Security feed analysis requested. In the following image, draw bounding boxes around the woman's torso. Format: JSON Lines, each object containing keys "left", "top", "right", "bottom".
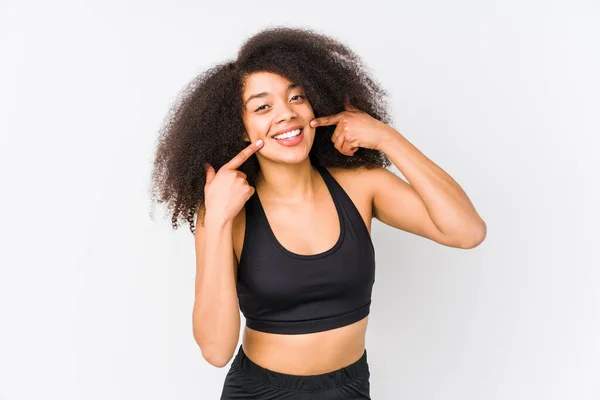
{"left": 231, "top": 166, "right": 374, "bottom": 375}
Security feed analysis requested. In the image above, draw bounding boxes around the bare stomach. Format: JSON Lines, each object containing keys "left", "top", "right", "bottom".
{"left": 241, "top": 316, "right": 369, "bottom": 375}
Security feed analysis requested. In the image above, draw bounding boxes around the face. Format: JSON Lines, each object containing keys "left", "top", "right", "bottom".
{"left": 241, "top": 71, "right": 316, "bottom": 165}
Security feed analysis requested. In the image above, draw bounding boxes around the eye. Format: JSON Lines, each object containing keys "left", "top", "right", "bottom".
{"left": 290, "top": 94, "right": 304, "bottom": 101}
{"left": 254, "top": 104, "right": 269, "bottom": 112}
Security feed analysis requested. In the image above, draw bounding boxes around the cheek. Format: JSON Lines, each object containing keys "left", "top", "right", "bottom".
{"left": 243, "top": 115, "right": 270, "bottom": 141}
{"left": 251, "top": 125, "right": 271, "bottom": 141}
{"left": 299, "top": 102, "right": 315, "bottom": 119}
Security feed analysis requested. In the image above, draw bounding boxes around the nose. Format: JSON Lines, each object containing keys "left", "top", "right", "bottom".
{"left": 275, "top": 101, "right": 297, "bottom": 124}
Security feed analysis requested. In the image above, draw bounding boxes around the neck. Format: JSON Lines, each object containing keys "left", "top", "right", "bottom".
{"left": 256, "top": 158, "right": 317, "bottom": 202}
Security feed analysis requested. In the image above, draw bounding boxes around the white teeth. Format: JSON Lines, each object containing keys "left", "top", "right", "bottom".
{"left": 273, "top": 128, "right": 301, "bottom": 140}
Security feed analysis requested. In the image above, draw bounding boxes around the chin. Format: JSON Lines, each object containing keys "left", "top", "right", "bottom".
{"left": 260, "top": 146, "right": 312, "bottom": 165}
{"left": 268, "top": 152, "right": 311, "bottom": 165}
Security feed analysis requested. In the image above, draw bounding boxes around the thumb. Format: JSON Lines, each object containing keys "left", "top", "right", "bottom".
{"left": 344, "top": 95, "right": 359, "bottom": 112}
{"left": 204, "top": 163, "right": 216, "bottom": 185}
{"left": 344, "top": 94, "right": 351, "bottom": 108}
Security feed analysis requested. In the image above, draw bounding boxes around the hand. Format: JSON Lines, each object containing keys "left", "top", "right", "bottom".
{"left": 203, "top": 139, "right": 264, "bottom": 222}
{"left": 310, "top": 98, "right": 394, "bottom": 156}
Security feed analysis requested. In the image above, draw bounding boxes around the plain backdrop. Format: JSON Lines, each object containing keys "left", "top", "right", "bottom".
{"left": 1, "top": 0, "right": 599, "bottom": 399}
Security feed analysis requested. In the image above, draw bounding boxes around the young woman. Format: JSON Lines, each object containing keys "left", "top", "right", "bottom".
{"left": 151, "top": 27, "right": 486, "bottom": 399}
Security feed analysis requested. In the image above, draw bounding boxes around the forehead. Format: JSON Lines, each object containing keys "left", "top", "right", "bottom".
{"left": 242, "top": 72, "right": 296, "bottom": 95}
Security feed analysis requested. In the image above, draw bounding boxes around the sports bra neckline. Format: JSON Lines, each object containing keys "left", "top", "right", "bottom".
{"left": 250, "top": 164, "right": 346, "bottom": 260}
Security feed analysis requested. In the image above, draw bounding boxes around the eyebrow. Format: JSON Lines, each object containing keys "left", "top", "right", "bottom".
{"left": 244, "top": 83, "right": 301, "bottom": 106}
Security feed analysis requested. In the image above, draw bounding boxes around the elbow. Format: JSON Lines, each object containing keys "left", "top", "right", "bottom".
{"left": 201, "top": 349, "right": 233, "bottom": 368}
{"left": 192, "top": 310, "right": 239, "bottom": 368}
{"left": 195, "top": 339, "right": 234, "bottom": 368}
{"left": 459, "top": 221, "right": 487, "bottom": 249}
{"left": 193, "top": 331, "right": 235, "bottom": 368}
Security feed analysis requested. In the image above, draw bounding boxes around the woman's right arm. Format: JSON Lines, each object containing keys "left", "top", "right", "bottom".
{"left": 192, "top": 208, "right": 240, "bottom": 368}
{"left": 191, "top": 139, "right": 264, "bottom": 367}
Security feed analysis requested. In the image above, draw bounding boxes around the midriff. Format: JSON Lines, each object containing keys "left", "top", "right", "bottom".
{"left": 241, "top": 316, "right": 368, "bottom": 375}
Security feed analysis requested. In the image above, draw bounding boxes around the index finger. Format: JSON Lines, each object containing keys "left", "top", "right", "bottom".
{"left": 223, "top": 139, "right": 264, "bottom": 170}
{"left": 310, "top": 112, "right": 344, "bottom": 128}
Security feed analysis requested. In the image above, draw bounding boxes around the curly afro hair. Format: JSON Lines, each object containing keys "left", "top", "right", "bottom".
{"left": 150, "top": 26, "right": 392, "bottom": 234}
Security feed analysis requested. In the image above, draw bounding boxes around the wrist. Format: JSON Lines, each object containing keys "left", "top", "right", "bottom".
{"left": 204, "top": 211, "right": 234, "bottom": 229}
{"left": 377, "top": 126, "right": 402, "bottom": 153}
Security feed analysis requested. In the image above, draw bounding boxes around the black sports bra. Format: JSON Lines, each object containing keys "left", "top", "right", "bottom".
{"left": 236, "top": 164, "right": 376, "bottom": 334}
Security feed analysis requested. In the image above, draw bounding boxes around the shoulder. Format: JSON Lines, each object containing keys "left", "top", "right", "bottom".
{"left": 324, "top": 166, "right": 390, "bottom": 228}
{"left": 326, "top": 165, "right": 391, "bottom": 197}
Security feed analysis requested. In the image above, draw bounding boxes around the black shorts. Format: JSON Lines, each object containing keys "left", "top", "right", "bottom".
{"left": 220, "top": 345, "right": 371, "bottom": 399}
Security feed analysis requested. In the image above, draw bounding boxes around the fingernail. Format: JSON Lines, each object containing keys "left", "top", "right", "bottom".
{"left": 310, "top": 120, "right": 317, "bottom": 127}
{"left": 256, "top": 139, "right": 263, "bottom": 146}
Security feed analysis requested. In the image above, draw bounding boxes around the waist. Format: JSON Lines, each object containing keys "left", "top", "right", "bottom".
{"left": 241, "top": 316, "right": 368, "bottom": 375}
{"left": 231, "top": 343, "right": 370, "bottom": 392}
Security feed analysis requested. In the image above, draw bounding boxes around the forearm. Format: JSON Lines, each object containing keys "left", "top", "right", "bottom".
{"left": 379, "top": 128, "right": 486, "bottom": 243}
{"left": 192, "top": 214, "right": 240, "bottom": 367}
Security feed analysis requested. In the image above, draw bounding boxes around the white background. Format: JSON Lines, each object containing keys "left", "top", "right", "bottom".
{"left": 1, "top": 0, "right": 599, "bottom": 399}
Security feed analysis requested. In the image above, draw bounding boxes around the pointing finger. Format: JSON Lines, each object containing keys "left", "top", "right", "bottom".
{"left": 310, "top": 112, "right": 344, "bottom": 128}
{"left": 223, "top": 139, "right": 264, "bottom": 170}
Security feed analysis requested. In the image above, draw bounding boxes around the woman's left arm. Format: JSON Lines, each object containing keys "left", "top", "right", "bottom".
{"left": 371, "top": 130, "right": 486, "bottom": 249}
{"left": 311, "top": 102, "right": 487, "bottom": 249}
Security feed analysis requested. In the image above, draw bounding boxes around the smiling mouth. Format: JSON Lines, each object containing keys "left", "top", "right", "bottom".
{"left": 272, "top": 128, "right": 303, "bottom": 140}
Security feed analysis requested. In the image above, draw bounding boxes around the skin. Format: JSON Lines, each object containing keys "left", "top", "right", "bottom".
{"left": 194, "top": 71, "right": 487, "bottom": 374}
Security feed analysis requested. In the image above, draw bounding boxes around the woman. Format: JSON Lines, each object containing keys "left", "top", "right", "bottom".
{"left": 151, "top": 27, "right": 486, "bottom": 399}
